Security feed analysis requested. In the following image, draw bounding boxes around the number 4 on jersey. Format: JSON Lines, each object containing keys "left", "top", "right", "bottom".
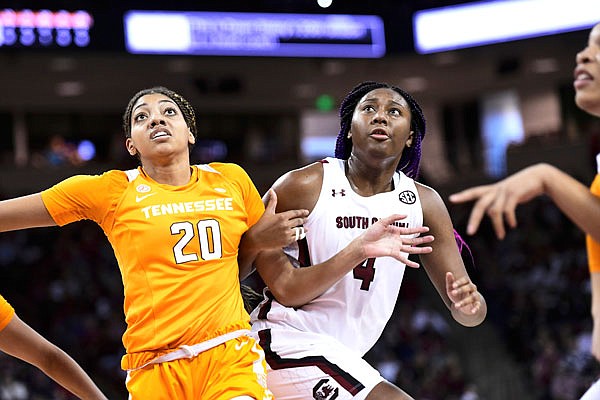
{"left": 353, "top": 258, "right": 375, "bottom": 291}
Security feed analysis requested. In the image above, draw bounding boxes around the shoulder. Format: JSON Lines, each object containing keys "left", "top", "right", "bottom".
{"left": 274, "top": 162, "right": 324, "bottom": 192}
{"left": 415, "top": 181, "right": 440, "bottom": 202}
{"left": 201, "top": 162, "right": 253, "bottom": 184}
{"left": 271, "top": 161, "right": 324, "bottom": 212}
{"left": 415, "top": 181, "right": 450, "bottom": 222}
{"left": 49, "top": 169, "right": 127, "bottom": 191}
{"left": 203, "top": 162, "right": 248, "bottom": 176}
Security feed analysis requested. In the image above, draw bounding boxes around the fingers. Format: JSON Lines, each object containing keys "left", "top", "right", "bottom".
{"left": 504, "top": 197, "right": 519, "bottom": 230}
{"left": 264, "top": 189, "right": 278, "bottom": 214}
{"left": 278, "top": 208, "right": 310, "bottom": 222}
{"left": 448, "top": 186, "right": 490, "bottom": 204}
{"left": 451, "top": 185, "right": 519, "bottom": 240}
{"left": 445, "top": 271, "right": 455, "bottom": 290}
{"left": 450, "top": 186, "right": 498, "bottom": 237}
{"left": 450, "top": 187, "right": 495, "bottom": 236}
{"left": 402, "top": 256, "right": 422, "bottom": 269}
{"left": 401, "top": 235, "right": 434, "bottom": 251}
{"left": 448, "top": 273, "right": 481, "bottom": 314}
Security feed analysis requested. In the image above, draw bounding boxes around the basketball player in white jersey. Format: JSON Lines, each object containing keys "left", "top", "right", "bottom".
{"left": 249, "top": 81, "right": 487, "bottom": 400}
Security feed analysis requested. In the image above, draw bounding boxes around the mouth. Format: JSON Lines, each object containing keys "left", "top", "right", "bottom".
{"left": 369, "top": 128, "right": 389, "bottom": 140}
{"left": 150, "top": 129, "right": 171, "bottom": 140}
{"left": 574, "top": 66, "right": 593, "bottom": 82}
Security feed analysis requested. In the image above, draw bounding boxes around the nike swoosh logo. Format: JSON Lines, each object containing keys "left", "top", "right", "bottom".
{"left": 235, "top": 339, "right": 249, "bottom": 351}
{"left": 135, "top": 193, "right": 157, "bottom": 202}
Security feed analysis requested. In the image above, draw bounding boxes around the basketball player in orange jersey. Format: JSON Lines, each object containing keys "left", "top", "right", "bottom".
{"left": 450, "top": 22, "right": 600, "bottom": 399}
{"left": 0, "top": 86, "right": 435, "bottom": 399}
{"left": 0, "top": 293, "right": 107, "bottom": 399}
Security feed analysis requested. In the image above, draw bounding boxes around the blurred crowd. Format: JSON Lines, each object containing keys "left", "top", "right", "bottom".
{"left": 0, "top": 189, "right": 599, "bottom": 399}
{"left": 454, "top": 195, "right": 600, "bottom": 399}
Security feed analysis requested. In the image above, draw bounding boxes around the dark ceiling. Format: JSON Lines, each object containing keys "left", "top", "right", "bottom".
{"left": 0, "top": 1, "right": 591, "bottom": 113}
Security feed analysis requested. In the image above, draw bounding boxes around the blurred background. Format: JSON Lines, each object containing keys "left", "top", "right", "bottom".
{"left": 0, "top": 0, "right": 599, "bottom": 398}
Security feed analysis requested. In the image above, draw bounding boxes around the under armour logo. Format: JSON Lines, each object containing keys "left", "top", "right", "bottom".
{"left": 399, "top": 190, "right": 416, "bottom": 204}
{"left": 331, "top": 189, "right": 346, "bottom": 197}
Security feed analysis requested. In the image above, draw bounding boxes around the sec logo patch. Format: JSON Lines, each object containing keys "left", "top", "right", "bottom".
{"left": 399, "top": 190, "right": 416, "bottom": 204}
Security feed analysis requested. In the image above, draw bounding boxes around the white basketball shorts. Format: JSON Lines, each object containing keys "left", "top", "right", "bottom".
{"left": 253, "top": 328, "right": 384, "bottom": 400}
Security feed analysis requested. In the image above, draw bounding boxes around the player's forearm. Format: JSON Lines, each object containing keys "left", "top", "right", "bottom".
{"left": 237, "top": 232, "right": 259, "bottom": 281}
{"left": 591, "top": 273, "right": 600, "bottom": 322}
{"left": 40, "top": 347, "right": 108, "bottom": 400}
{"left": 258, "top": 240, "right": 366, "bottom": 308}
{"left": 537, "top": 164, "right": 600, "bottom": 241}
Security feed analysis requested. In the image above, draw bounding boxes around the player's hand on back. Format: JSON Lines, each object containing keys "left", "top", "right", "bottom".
{"left": 247, "top": 189, "right": 309, "bottom": 251}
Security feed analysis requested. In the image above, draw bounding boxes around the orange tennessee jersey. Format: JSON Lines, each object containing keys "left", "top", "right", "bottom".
{"left": 41, "top": 163, "right": 265, "bottom": 368}
{"left": 0, "top": 294, "right": 15, "bottom": 331}
{"left": 587, "top": 173, "right": 600, "bottom": 273}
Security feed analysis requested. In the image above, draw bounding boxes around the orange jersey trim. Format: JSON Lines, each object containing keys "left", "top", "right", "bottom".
{"left": 587, "top": 174, "right": 600, "bottom": 272}
{"left": 0, "top": 294, "right": 15, "bottom": 331}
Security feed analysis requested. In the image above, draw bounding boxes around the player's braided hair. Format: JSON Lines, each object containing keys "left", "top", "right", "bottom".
{"left": 334, "top": 81, "right": 426, "bottom": 179}
{"left": 122, "top": 86, "right": 198, "bottom": 140}
{"left": 335, "top": 81, "right": 472, "bottom": 260}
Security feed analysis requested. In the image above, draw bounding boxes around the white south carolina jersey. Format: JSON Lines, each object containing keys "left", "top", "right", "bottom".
{"left": 251, "top": 157, "right": 423, "bottom": 356}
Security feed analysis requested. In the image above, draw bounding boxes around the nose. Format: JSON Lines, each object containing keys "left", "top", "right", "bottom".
{"left": 372, "top": 109, "right": 388, "bottom": 124}
{"left": 149, "top": 115, "right": 166, "bottom": 127}
{"left": 576, "top": 46, "right": 591, "bottom": 64}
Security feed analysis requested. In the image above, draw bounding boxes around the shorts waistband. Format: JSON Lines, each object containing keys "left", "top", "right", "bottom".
{"left": 126, "top": 329, "right": 251, "bottom": 372}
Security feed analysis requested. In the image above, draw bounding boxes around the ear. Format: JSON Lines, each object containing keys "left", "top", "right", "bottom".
{"left": 347, "top": 130, "right": 352, "bottom": 139}
{"left": 125, "top": 138, "right": 137, "bottom": 156}
{"left": 406, "top": 131, "right": 414, "bottom": 148}
{"left": 188, "top": 129, "right": 196, "bottom": 145}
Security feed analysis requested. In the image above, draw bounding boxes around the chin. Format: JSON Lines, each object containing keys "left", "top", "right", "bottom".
{"left": 575, "top": 94, "right": 600, "bottom": 117}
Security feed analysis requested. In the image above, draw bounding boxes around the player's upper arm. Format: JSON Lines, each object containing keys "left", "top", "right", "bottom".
{"left": 267, "top": 162, "right": 323, "bottom": 214}
{"left": 0, "top": 193, "right": 56, "bottom": 232}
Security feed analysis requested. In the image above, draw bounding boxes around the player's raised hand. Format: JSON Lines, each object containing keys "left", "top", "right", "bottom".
{"left": 358, "top": 214, "right": 434, "bottom": 268}
{"left": 449, "top": 165, "right": 547, "bottom": 239}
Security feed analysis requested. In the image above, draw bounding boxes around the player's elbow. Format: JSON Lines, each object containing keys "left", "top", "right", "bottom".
{"left": 36, "top": 345, "right": 69, "bottom": 375}
{"left": 268, "top": 285, "right": 306, "bottom": 308}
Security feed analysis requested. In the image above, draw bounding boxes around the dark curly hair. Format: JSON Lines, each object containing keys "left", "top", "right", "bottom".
{"left": 122, "top": 86, "right": 198, "bottom": 140}
{"left": 334, "top": 81, "right": 426, "bottom": 179}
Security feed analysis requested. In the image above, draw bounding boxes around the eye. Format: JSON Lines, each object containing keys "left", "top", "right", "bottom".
{"left": 134, "top": 113, "right": 147, "bottom": 122}
{"left": 389, "top": 108, "right": 401, "bottom": 117}
{"left": 362, "top": 105, "right": 375, "bottom": 112}
{"left": 164, "top": 107, "right": 177, "bottom": 116}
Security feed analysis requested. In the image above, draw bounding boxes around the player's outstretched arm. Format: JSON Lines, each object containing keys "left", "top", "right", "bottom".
{"left": 0, "top": 193, "right": 56, "bottom": 232}
{"left": 0, "top": 315, "right": 108, "bottom": 400}
{"left": 449, "top": 163, "right": 600, "bottom": 241}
